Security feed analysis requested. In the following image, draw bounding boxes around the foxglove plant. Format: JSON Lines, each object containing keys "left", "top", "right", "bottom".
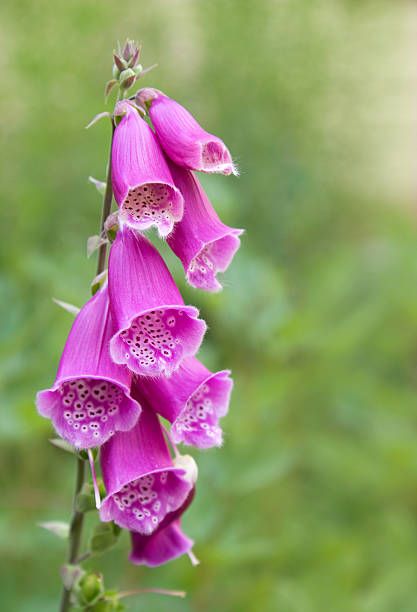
{"left": 36, "top": 39, "right": 241, "bottom": 612}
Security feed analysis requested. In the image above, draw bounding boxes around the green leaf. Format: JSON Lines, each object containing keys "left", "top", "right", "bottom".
{"left": 49, "top": 438, "right": 77, "bottom": 454}
{"left": 88, "top": 176, "right": 106, "bottom": 195}
{"left": 39, "top": 521, "right": 69, "bottom": 539}
{"left": 87, "top": 235, "right": 108, "bottom": 259}
{"left": 91, "top": 270, "right": 107, "bottom": 295}
{"left": 75, "top": 483, "right": 96, "bottom": 513}
{"left": 89, "top": 522, "right": 121, "bottom": 554}
{"left": 52, "top": 299, "right": 80, "bottom": 316}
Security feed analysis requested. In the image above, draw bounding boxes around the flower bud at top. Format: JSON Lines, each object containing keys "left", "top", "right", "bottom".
{"left": 119, "top": 68, "right": 136, "bottom": 90}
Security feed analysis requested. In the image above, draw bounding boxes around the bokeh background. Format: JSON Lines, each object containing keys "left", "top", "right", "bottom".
{"left": 1, "top": 1, "right": 417, "bottom": 610}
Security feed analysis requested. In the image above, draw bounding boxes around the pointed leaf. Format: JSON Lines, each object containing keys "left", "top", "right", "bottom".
{"left": 90, "top": 522, "right": 120, "bottom": 554}
{"left": 86, "top": 112, "right": 111, "bottom": 130}
{"left": 87, "top": 235, "right": 108, "bottom": 258}
{"left": 91, "top": 270, "right": 108, "bottom": 295}
{"left": 39, "top": 521, "right": 70, "bottom": 539}
{"left": 49, "top": 437, "right": 77, "bottom": 454}
{"left": 105, "top": 79, "right": 118, "bottom": 100}
{"left": 52, "top": 299, "right": 80, "bottom": 316}
{"left": 88, "top": 176, "right": 107, "bottom": 195}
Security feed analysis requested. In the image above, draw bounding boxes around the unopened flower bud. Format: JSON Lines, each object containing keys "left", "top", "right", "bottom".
{"left": 119, "top": 68, "right": 136, "bottom": 90}
{"left": 76, "top": 572, "right": 104, "bottom": 606}
{"left": 113, "top": 54, "right": 127, "bottom": 73}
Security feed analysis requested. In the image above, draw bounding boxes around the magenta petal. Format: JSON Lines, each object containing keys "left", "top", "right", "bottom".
{"left": 129, "top": 520, "right": 193, "bottom": 567}
{"left": 112, "top": 101, "right": 183, "bottom": 238}
{"left": 135, "top": 357, "right": 233, "bottom": 449}
{"left": 100, "top": 404, "right": 192, "bottom": 535}
{"left": 108, "top": 229, "right": 206, "bottom": 376}
{"left": 36, "top": 286, "right": 141, "bottom": 449}
{"left": 167, "top": 164, "right": 243, "bottom": 292}
{"left": 145, "top": 90, "right": 237, "bottom": 175}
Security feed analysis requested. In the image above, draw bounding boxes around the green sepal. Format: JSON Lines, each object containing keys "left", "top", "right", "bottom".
{"left": 76, "top": 572, "right": 105, "bottom": 607}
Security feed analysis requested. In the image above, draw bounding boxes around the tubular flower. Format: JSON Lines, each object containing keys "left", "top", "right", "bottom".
{"left": 100, "top": 403, "right": 192, "bottom": 535}
{"left": 167, "top": 163, "right": 243, "bottom": 291}
{"left": 108, "top": 228, "right": 206, "bottom": 377}
{"left": 129, "top": 488, "right": 195, "bottom": 567}
{"left": 36, "top": 286, "right": 141, "bottom": 449}
{"left": 137, "top": 88, "right": 237, "bottom": 175}
{"left": 111, "top": 100, "right": 183, "bottom": 237}
{"left": 135, "top": 357, "right": 233, "bottom": 449}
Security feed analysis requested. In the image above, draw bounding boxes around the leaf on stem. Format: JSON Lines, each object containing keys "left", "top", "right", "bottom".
{"left": 87, "top": 235, "right": 108, "bottom": 258}
{"left": 86, "top": 112, "right": 112, "bottom": 130}
{"left": 88, "top": 176, "right": 107, "bottom": 195}
{"left": 90, "top": 522, "right": 121, "bottom": 554}
{"left": 49, "top": 437, "right": 77, "bottom": 454}
{"left": 39, "top": 521, "right": 70, "bottom": 539}
{"left": 52, "top": 299, "right": 80, "bottom": 316}
{"left": 91, "top": 270, "right": 108, "bottom": 295}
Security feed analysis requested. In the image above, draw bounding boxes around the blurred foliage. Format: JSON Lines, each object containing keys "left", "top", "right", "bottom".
{"left": 1, "top": 0, "right": 417, "bottom": 611}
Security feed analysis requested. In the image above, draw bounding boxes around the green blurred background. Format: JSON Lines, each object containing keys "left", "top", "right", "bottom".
{"left": 1, "top": 1, "right": 417, "bottom": 610}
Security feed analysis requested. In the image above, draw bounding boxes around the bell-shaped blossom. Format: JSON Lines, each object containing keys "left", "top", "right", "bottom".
{"left": 138, "top": 88, "right": 237, "bottom": 175}
{"left": 36, "top": 286, "right": 141, "bottom": 449}
{"left": 136, "top": 357, "right": 233, "bottom": 448}
{"left": 112, "top": 100, "right": 183, "bottom": 237}
{"left": 167, "top": 163, "right": 242, "bottom": 291}
{"left": 108, "top": 228, "right": 206, "bottom": 377}
{"left": 100, "top": 403, "right": 192, "bottom": 535}
{"left": 129, "top": 488, "right": 195, "bottom": 567}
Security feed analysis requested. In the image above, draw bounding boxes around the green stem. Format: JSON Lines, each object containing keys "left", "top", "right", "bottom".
{"left": 59, "top": 458, "right": 85, "bottom": 612}
{"left": 96, "top": 122, "right": 115, "bottom": 276}
{"left": 59, "top": 120, "right": 115, "bottom": 612}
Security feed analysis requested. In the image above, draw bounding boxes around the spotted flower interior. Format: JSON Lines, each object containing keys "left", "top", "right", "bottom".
{"left": 48, "top": 378, "right": 138, "bottom": 448}
{"left": 121, "top": 183, "right": 181, "bottom": 237}
{"left": 106, "top": 470, "right": 190, "bottom": 535}
{"left": 172, "top": 371, "right": 232, "bottom": 448}
{"left": 188, "top": 234, "right": 241, "bottom": 291}
{"left": 112, "top": 308, "right": 204, "bottom": 377}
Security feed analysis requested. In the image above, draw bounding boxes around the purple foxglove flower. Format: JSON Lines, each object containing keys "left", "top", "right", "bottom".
{"left": 36, "top": 286, "right": 141, "bottom": 449}
{"left": 129, "top": 488, "right": 195, "bottom": 567}
{"left": 135, "top": 357, "right": 233, "bottom": 448}
{"left": 167, "top": 163, "right": 243, "bottom": 292}
{"left": 100, "top": 403, "right": 192, "bottom": 535}
{"left": 138, "top": 88, "right": 237, "bottom": 175}
{"left": 130, "top": 520, "right": 193, "bottom": 567}
{"left": 111, "top": 100, "right": 183, "bottom": 237}
{"left": 108, "top": 228, "right": 206, "bottom": 377}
